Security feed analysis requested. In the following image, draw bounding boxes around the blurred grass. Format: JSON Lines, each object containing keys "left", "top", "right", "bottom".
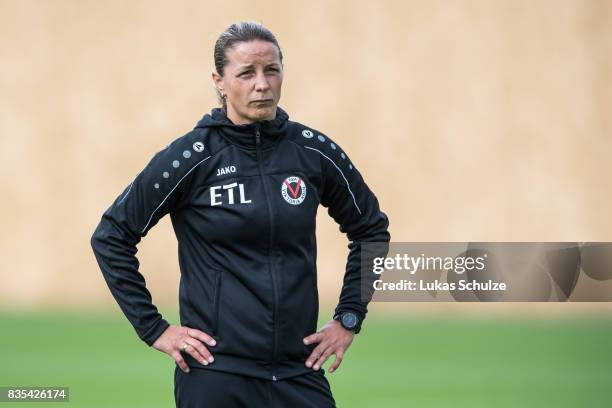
{"left": 0, "top": 310, "right": 611, "bottom": 407}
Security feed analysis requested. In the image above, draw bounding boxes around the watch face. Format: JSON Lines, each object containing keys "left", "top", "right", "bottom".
{"left": 341, "top": 313, "right": 358, "bottom": 329}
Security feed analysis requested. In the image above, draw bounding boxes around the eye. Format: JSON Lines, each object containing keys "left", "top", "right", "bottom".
{"left": 239, "top": 70, "right": 253, "bottom": 78}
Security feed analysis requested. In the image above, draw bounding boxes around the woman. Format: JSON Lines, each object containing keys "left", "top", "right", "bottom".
{"left": 91, "top": 21, "right": 390, "bottom": 407}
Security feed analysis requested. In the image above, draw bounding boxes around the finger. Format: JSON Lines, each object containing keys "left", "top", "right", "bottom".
{"left": 187, "top": 337, "right": 214, "bottom": 364}
{"left": 186, "top": 327, "right": 217, "bottom": 347}
{"left": 313, "top": 345, "right": 335, "bottom": 371}
{"left": 305, "top": 343, "right": 327, "bottom": 368}
{"left": 172, "top": 351, "right": 190, "bottom": 373}
{"left": 303, "top": 332, "right": 322, "bottom": 346}
{"left": 183, "top": 338, "right": 213, "bottom": 365}
{"left": 328, "top": 350, "right": 344, "bottom": 373}
{"left": 179, "top": 342, "right": 203, "bottom": 366}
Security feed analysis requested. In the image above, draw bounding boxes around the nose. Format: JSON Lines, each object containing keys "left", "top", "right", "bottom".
{"left": 254, "top": 70, "right": 270, "bottom": 93}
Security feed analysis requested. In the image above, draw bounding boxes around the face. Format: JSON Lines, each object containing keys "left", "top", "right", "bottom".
{"left": 212, "top": 40, "right": 283, "bottom": 125}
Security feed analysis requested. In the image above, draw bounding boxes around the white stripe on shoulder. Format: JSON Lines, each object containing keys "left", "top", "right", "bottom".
{"left": 141, "top": 155, "right": 212, "bottom": 233}
{"left": 117, "top": 170, "right": 142, "bottom": 205}
{"left": 302, "top": 146, "right": 362, "bottom": 215}
{"left": 118, "top": 181, "right": 134, "bottom": 205}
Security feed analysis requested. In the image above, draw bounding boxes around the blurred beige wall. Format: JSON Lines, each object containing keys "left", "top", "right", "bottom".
{"left": 1, "top": 0, "right": 611, "bottom": 312}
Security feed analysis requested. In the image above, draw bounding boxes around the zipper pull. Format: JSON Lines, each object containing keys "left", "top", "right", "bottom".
{"left": 255, "top": 123, "right": 261, "bottom": 147}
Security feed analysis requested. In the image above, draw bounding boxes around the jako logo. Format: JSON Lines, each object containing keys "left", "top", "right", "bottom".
{"left": 193, "top": 141, "right": 205, "bottom": 152}
{"left": 281, "top": 176, "right": 307, "bottom": 205}
{"left": 216, "top": 165, "right": 237, "bottom": 176}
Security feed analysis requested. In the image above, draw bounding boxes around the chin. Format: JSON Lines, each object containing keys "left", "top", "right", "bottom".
{"left": 250, "top": 106, "right": 276, "bottom": 121}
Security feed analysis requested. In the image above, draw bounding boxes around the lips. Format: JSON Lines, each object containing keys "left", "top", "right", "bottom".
{"left": 251, "top": 99, "right": 273, "bottom": 104}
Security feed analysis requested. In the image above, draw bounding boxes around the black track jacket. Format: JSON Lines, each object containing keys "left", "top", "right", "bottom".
{"left": 90, "top": 107, "right": 390, "bottom": 381}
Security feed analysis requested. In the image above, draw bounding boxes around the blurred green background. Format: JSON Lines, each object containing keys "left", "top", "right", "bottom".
{"left": 2, "top": 310, "right": 611, "bottom": 407}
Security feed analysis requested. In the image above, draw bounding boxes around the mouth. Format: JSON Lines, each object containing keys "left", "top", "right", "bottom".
{"left": 251, "top": 99, "right": 273, "bottom": 105}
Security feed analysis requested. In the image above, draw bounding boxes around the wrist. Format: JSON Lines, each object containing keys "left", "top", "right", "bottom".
{"left": 333, "top": 311, "right": 361, "bottom": 334}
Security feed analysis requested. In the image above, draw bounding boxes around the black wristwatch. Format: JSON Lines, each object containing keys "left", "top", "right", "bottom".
{"left": 333, "top": 311, "right": 361, "bottom": 334}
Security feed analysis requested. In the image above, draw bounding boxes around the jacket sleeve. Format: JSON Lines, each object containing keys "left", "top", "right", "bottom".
{"left": 90, "top": 134, "right": 201, "bottom": 346}
{"left": 319, "top": 141, "right": 391, "bottom": 333}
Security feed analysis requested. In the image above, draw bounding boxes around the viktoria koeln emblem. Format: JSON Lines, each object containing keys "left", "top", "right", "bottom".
{"left": 281, "top": 176, "right": 307, "bottom": 205}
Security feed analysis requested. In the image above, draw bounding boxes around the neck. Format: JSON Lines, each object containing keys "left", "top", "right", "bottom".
{"left": 226, "top": 106, "right": 276, "bottom": 125}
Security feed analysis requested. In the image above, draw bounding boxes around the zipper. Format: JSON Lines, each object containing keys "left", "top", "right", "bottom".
{"left": 254, "top": 125, "right": 280, "bottom": 381}
{"left": 212, "top": 270, "right": 222, "bottom": 335}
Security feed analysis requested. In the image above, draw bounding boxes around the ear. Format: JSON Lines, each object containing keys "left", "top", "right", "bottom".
{"left": 212, "top": 71, "right": 223, "bottom": 92}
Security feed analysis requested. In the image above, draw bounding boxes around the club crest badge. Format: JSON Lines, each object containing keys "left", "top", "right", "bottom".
{"left": 281, "top": 176, "right": 307, "bottom": 205}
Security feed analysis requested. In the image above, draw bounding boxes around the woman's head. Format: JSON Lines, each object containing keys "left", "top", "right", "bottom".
{"left": 212, "top": 21, "right": 284, "bottom": 125}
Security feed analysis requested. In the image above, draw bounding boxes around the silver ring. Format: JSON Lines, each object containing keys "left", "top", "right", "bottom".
{"left": 182, "top": 343, "right": 189, "bottom": 351}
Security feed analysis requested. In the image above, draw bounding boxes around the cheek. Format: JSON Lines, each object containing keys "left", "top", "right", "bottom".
{"left": 270, "top": 77, "right": 283, "bottom": 95}
{"left": 230, "top": 83, "right": 251, "bottom": 104}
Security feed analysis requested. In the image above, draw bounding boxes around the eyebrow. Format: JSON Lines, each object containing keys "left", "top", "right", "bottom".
{"left": 235, "top": 62, "right": 281, "bottom": 72}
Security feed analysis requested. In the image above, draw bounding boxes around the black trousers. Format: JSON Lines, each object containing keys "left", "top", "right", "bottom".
{"left": 174, "top": 366, "right": 337, "bottom": 407}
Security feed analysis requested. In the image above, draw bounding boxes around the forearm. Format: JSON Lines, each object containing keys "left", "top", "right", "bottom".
{"left": 334, "top": 215, "right": 390, "bottom": 330}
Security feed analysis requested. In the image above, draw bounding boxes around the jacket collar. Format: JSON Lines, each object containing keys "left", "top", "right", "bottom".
{"left": 195, "top": 106, "right": 289, "bottom": 150}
